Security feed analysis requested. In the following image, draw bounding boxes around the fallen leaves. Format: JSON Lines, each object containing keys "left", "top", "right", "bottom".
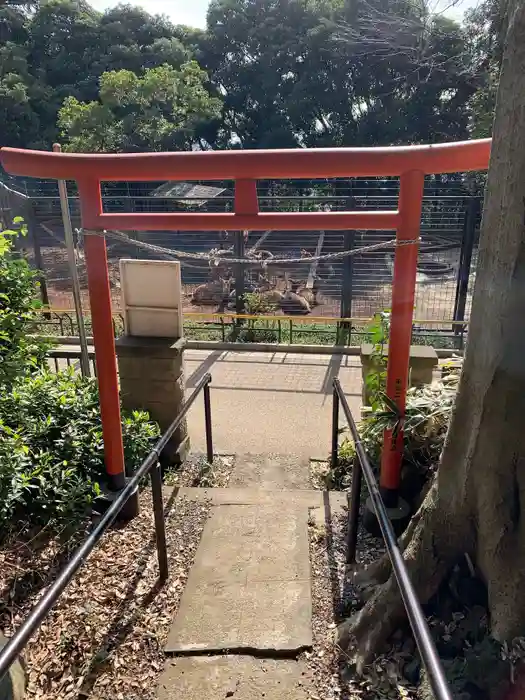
{"left": 163, "top": 454, "right": 234, "bottom": 488}
{"left": 305, "top": 507, "right": 419, "bottom": 700}
{"left": 0, "top": 491, "right": 209, "bottom": 700}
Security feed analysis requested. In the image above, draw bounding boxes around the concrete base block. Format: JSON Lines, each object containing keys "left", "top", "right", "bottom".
{"left": 360, "top": 343, "right": 439, "bottom": 405}
{"left": 116, "top": 335, "right": 190, "bottom": 461}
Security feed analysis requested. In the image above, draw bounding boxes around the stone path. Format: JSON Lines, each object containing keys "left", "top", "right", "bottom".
{"left": 165, "top": 502, "right": 312, "bottom": 653}
{"left": 158, "top": 656, "right": 311, "bottom": 700}
{"left": 228, "top": 453, "right": 312, "bottom": 490}
{"left": 157, "top": 454, "right": 338, "bottom": 699}
{"left": 185, "top": 349, "right": 363, "bottom": 458}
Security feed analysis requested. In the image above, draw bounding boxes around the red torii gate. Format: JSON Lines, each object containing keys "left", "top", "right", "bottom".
{"left": 0, "top": 140, "right": 491, "bottom": 501}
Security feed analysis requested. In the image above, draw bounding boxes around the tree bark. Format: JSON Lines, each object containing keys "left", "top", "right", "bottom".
{"left": 337, "top": 0, "right": 525, "bottom": 666}
{"left": 0, "top": 632, "right": 25, "bottom": 700}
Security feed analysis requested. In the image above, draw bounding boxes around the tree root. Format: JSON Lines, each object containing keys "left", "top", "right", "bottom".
{"left": 337, "top": 576, "right": 406, "bottom": 672}
{"left": 350, "top": 498, "right": 425, "bottom": 598}
{"left": 337, "top": 482, "right": 457, "bottom": 669}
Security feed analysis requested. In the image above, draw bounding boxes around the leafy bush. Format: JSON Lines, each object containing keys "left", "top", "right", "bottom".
{"left": 232, "top": 292, "right": 279, "bottom": 342}
{"left": 364, "top": 311, "right": 390, "bottom": 410}
{"left": 234, "top": 327, "right": 278, "bottom": 343}
{"left": 331, "top": 371, "right": 461, "bottom": 491}
{"left": 0, "top": 218, "right": 49, "bottom": 385}
{"left": 0, "top": 369, "right": 159, "bottom": 533}
{"left": 0, "top": 222, "right": 159, "bottom": 535}
{"left": 242, "top": 292, "right": 278, "bottom": 315}
{"left": 328, "top": 308, "right": 458, "bottom": 491}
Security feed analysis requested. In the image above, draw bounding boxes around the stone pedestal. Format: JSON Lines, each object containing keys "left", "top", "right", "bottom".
{"left": 116, "top": 336, "right": 189, "bottom": 464}
{"left": 360, "top": 343, "right": 438, "bottom": 406}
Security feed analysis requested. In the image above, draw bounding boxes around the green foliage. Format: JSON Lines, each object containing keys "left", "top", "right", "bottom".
{"left": 0, "top": 219, "right": 48, "bottom": 386}
{"left": 0, "top": 0, "right": 202, "bottom": 148}
{"left": 233, "top": 327, "right": 279, "bottom": 343}
{"left": 242, "top": 292, "right": 278, "bottom": 315}
{"left": 364, "top": 311, "right": 390, "bottom": 411}
{"left": 328, "top": 309, "right": 461, "bottom": 490}
{"left": 205, "top": 0, "right": 475, "bottom": 148}
{"left": 331, "top": 371, "right": 461, "bottom": 490}
{"left": 0, "top": 0, "right": 502, "bottom": 152}
{"left": 464, "top": 0, "right": 504, "bottom": 138}
{"left": 0, "top": 220, "right": 159, "bottom": 535}
{"left": 467, "top": 66, "right": 499, "bottom": 138}
{"left": 233, "top": 293, "right": 280, "bottom": 343}
{"left": 58, "top": 62, "right": 222, "bottom": 152}
{"left": 0, "top": 369, "right": 159, "bottom": 533}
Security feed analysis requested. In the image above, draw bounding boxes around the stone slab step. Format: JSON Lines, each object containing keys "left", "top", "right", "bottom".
{"left": 228, "top": 453, "right": 311, "bottom": 490}
{"left": 165, "top": 503, "right": 312, "bottom": 654}
{"left": 157, "top": 655, "right": 311, "bottom": 700}
{"left": 173, "top": 485, "right": 348, "bottom": 510}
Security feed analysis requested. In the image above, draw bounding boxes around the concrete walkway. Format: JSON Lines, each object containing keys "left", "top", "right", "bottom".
{"left": 51, "top": 345, "right": 363, "bottom": 456}
{"left": 185, "top": 349, "right": 362, "bottom": 458}
{"left": 158, "top": 656, "right": 311, "bottom": 700}
{"left": 158, "top": 454, "right": 343, "bottom": 700}
{"left": 165, "top": 501, "right": 312, "bottom": 653}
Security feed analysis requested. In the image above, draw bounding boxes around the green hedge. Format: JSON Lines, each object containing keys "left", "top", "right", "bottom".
{"left": 0, "top": 220, "right": 159, "bottom": 536}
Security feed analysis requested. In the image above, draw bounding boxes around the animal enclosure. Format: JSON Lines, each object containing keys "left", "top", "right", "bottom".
{"left": 1, "top": 173, "right": 481, "bottom": 331}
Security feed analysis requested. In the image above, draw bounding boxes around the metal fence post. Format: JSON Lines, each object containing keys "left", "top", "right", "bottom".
{"left": 27, "top": 200, "right": 50, "bottom": 309}
{"left": 233, "top": 180, "right": 258, "bottom": 335}
{"left": 203, "top": 380, "right": 214, "bottom": 464}
{"left": 346, "top": 457, "right": 362, "bottom": 564}
{"left": 234, "top": 229, "right": 245, "bottom": 316}
{"left": 331, "top": 387, "right": 339, "bottom": 471}
{"left": 453, "top": 196, "right": 478, "bottom": 339}
{"left": 340, "top": 230, "right": 355, "bottom": 345}
{"left": 150, "top": 460, "right": 168, "bottom": 582}
{"left": 54, "top": 143, "right": 91, "bottom": 378}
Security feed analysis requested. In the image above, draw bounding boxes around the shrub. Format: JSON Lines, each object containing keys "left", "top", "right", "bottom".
{"left": 0, "top": 369, "right": 159, "bottom": 533}
{"left": 331, "top": 372, "right": 461, "bottom": 491}
{"left": 242, "top": 292, "right": 278, "bottom": 315}
{"left": 234, "top": 327, "right": 278, "bottom": 343}
{"left": 0, "top": 218, "right": 48, "bottom": 385}
{"left": 364, "top": 311, "right": 390, "bottom": 410}
{"left": 0, "top": 221, "right": 159, "bottom": 535}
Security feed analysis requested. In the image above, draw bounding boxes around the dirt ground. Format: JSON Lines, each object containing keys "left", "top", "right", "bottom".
{"left": 0, "top": 492, "right": 210, "bottom": 700}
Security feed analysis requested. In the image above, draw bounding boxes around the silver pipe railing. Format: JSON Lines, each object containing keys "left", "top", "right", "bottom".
{"left": 331, "top": 378, "right": 453, "bottom": 700}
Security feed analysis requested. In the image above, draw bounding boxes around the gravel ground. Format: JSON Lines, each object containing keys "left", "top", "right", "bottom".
{"left": 164, "top": 453, "right": 235, "bottom": 488}
{"left": 0, "top": 491, "right": 210, "bottom": 700}
{"left": 310, "top": 459, "right": 330, "bottom": 490}
{"left": 306, "top": 504, "right": 515, "bottom": 700}
{"left": 305, "top": 506, "right": 418, "bottom": 700}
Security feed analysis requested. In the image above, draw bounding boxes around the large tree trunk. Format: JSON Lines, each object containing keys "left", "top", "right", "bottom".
{"left": 0, "top": 632, "right": 25, "bottom": 700}
{"left": 338, "top": 0, "right": 525, "bottom": 668}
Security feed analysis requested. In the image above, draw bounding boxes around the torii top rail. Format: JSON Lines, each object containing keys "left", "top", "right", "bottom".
{"left": 0, "top": 140, "right": 491, "bottom": 499}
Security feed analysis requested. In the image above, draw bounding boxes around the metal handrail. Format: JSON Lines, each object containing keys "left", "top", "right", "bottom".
{"left": 331, "top": 378, "right": 453, "bottom": 700}
{"left": 0, "top": 371, "right": 214, "bottom": 685}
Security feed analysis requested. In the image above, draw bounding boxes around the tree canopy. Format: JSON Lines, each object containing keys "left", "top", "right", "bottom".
{"left": 0, "top": 0, "right": 502, "bottom": 152}
{"left": 57, "top": 62, "right": 222, "bottom": 152}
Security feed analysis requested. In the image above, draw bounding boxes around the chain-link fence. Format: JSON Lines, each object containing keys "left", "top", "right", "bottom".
{"left": 1, "top": 171, "right": 482, "bottom": 346}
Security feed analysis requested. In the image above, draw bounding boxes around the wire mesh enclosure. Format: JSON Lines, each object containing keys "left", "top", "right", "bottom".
{"left": 1, "top": 170, "right": 482, "bottom": 345}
